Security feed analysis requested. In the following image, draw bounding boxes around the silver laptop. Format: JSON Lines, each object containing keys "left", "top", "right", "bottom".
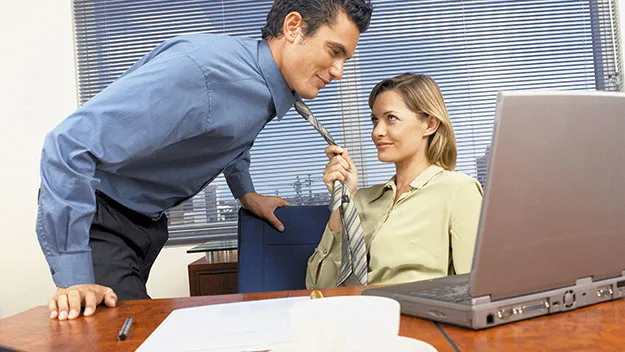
{"left": 363, "top": 91, "right": 625, "bottom": 329}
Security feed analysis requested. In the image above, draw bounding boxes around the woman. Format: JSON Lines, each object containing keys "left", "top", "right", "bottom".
{"left": 306, "top": 73, "right": 483, "bottom": 288}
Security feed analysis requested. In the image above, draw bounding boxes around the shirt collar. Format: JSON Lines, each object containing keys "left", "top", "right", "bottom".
{"left": 369, "top": 164, "right": 445, "bottom": 202}
{"left": 409, "top": 164, "right": 445, "bottom": 190}
{"left": 258, "top": 40, "right": 297, "bottom": 121}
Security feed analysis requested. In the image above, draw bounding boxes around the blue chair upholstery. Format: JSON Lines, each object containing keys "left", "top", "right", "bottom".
{"left": 237, "top": 205, "right": 331, "bottom": 293}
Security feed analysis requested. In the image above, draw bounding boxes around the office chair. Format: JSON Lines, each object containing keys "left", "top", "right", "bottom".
{"left": 237, "top": 206, "right": 330, "bottom": 293}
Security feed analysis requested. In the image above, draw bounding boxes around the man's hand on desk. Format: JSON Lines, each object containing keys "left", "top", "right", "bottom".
{"left": 239, "top": 192, "right": 291, "bottom": 232}
{"left": 48, "top": 284, "right": 117, "bottom": 320}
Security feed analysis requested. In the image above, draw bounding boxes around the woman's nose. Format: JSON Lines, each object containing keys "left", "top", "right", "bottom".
{"left": 372, "top": 122, "right": 386, "bottom": 137}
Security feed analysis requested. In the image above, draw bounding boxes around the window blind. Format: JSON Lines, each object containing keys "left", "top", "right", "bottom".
{"left": 72, "top": 0, "right": 622, "bottom": 243}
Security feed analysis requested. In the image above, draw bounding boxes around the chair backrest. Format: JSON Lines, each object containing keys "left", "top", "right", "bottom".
{"left": 237, "top": 205, "right": 330, "bottom": 293}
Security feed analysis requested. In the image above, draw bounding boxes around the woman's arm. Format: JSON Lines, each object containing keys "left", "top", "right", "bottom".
{"left": 449, "top": 177, "right": 484, "bottom": 274}
{"left": 307, "top": 146, "right": 360, "bottom": 287}
{"left": 305, "top": 216, "right": 342, "bottom": 288}
{"left": 322, "top": 145, "right": 358, "bottom": 232}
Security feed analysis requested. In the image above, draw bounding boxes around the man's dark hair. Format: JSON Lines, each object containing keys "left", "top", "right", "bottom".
{"left": 261, "top": 0, "right": 373, "bottom": 40}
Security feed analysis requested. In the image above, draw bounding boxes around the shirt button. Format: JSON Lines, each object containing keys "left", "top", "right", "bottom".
{"left": 322, "top": 249, "right": 328, "bottom": 255}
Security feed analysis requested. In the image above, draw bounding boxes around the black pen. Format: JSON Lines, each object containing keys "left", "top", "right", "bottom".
{"left": 117, "top": 316, "right": 134, "bottom": 341}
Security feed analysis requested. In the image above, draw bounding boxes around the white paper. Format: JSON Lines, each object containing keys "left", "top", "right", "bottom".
{"left": 136, "top": 296, "right": 437, "bottom": 352}
{"left": 136, "top": 297, "right": 308, "bottom": 352}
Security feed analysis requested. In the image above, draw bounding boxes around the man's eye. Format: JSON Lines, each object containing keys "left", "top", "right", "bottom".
{"left": 371, "top": 116, "right": 378, "bottom": 124}
{"left": 388, "top": 115, "right": 398, "bottom": 121}
{"left": 330, "top": 48, "right": 339, "bottom": 56}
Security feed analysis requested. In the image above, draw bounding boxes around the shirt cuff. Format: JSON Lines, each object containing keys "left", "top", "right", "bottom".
{"left": 48, "top": 252, "right": 95, "bottom": 288}
{"left": 227, "top": 172, "right": 255, "bottom": 199}
{"left": 317, "top": 223, "right": 339, "bottom": 255}
{"left": 306, "top": 223, "right": 342, "bottom": 289}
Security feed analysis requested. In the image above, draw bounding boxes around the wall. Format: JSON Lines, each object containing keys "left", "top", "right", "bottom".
{"left": 617, "top": 0, "right": 625, "bottom": 87}
{"left": 0, "top": 0, "right": 77, "bottom": 319}
{"left": 0, "top": 1, "right": 202, "bottom": 319}
{"left": 147, "top": 245, "right": 203, "bottom": 299}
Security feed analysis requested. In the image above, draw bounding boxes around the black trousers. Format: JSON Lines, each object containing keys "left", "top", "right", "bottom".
{"left": 90, "top": 191, "right": 168, "bottom": 300}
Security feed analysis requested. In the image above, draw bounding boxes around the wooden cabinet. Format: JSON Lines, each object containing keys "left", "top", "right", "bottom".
{"left": 188, "top": 250, "right": 238, "bottom": 296}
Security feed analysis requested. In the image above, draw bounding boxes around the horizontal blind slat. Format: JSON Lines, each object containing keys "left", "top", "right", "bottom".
{"left": 71, "top": 0, "right": 622, "bottom": 238}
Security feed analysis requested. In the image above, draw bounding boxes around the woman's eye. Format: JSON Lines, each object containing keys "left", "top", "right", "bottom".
{"left": 388, "top": 115, "right": 398, "bottom": 121}
{"left": 371, "top": 116, "right": 378, "bottom": 124}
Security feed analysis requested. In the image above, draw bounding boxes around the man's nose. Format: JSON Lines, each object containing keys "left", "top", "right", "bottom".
{"left": 329, "top": 60, "right": 344, "bottom": 81}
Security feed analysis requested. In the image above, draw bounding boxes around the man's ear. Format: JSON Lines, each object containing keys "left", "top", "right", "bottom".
{"left": 283, "top": 11, "right": 304, "bottom": 43}
{"left": 423, "top": 115, "right": 440, "bottom": 137}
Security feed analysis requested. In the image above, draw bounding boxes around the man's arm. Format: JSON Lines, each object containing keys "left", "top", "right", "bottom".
{"left": 38, "top": 53, "right": 210, "bottom": 318}
{"left": 224, "top": 151, "right": 290, "bottom": 231}
{"left": 223, "top": 149, "right": 255, "bottom": 199}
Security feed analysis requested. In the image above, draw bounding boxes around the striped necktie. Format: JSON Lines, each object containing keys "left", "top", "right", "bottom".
{"left": 294, "top": 101, "right": 368, "bottom": 286}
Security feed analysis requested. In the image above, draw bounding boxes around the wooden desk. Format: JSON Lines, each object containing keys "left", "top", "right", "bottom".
{"left": 2, "top": 288, "right": 625, "bottom": 352}
{"left": 441, "top": 298, "right": 625, "bottom": 352}
{"left": 0, "top": 287, "right": 453, "bottom": 352}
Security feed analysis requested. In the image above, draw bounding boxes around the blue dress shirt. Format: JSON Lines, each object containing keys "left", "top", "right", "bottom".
{"left": 37, "top": 33, "right": 297, "bottom": 288}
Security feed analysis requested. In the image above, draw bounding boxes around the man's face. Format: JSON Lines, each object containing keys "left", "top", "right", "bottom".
{"left": 281, "top": 12, "right": 360, "bottom": 99}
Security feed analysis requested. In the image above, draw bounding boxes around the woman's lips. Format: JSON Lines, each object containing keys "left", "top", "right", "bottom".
{"left": 375, "top": 142, "right": 393, "bottom": 149}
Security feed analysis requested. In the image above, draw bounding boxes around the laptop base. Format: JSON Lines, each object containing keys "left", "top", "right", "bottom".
{"left": 363, "top": 272, "right": 625, "bottom": 329}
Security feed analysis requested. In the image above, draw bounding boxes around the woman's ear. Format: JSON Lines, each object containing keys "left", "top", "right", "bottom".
{"left": 283, "top": 11, "right": 304, "bottom": 43}
{"left": 423, "top": 115, "right": 440, "bottom": 137}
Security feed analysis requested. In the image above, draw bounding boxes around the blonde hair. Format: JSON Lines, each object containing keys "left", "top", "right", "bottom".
{"left": 368, "top": 73, "right": 457, "bottom": 170}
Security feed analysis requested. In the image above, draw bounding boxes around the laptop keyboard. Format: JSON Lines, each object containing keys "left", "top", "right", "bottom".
{"left": 409, "top": 283, "right": 471, "bottom": 303}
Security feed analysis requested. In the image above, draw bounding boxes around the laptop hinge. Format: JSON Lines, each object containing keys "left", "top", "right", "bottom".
{"left": 471, "top": 295, "right": 491, "bottom": 305}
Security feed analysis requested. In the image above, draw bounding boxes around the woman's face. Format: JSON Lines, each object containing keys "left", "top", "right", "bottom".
{"left": 370, "top": 90, "right": 428, "bottom": 164}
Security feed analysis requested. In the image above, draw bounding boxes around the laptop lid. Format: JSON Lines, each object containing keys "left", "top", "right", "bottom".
{"left": 469, "top": 91, "right": 625, "bottom": 301}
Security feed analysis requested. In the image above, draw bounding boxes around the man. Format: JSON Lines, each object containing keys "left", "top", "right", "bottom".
{"left": 39, "top": 0, "right": 373, "bottom": 320}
